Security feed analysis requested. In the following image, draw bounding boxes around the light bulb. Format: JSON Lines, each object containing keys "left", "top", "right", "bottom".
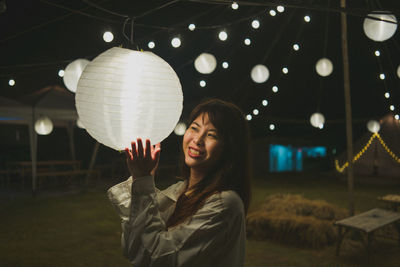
{"left": 231, "top": 1, "right": 239, "bottom": 10}
{"left": 395, "top": 114, "right": 399, "bottom": 120}
{"left": 385, "top": 92, "right": 390, "bottom": 98}
{"left": 244, "top": 38, "right": 251, "bottom": 45}
{"left": 272, "top": 86, "right": 278, "bottom": 92}
{"left": 304, "top": 15, "right": 311, "bottom": 22}
{"left": 277, "top": 6, "right": 285, "bottom": 12}
{"left": 390, "top": 105, "right": 395, "bottom": 111}
{"left": 262, "top": 99, "right": 268, "bottom": 106}
{"left": 293, "top": 44, "right": 300, "bottom": 51}
{"left": 148, "top": 41, "right": 155, "bottom": 49}
{"left": 9, "top": 79, "right": 15, "bottom": 86}
{"left": 269, "top": 10, "right": 276, "bottom": 16}
{"left": 103, "top": 31, "right": 114, "bottom": 42}
{"left": 379, "top": 73, "right": 385, "bottom": 80}
{"left": 222, "top": 62, "right": 229, "bottom": 69}
{"left": 269, "top": 124, "right": 275, "bottom": 130}
{"left": 171, "top": 37, "right": 181, "bottom": 48}
{"left": 188, "top": 24, "right": 196, "bottom": 31}
{"left": 200, "top": 80, "right": 206, "bottom": 87}
{"left": 253, "top": 109, "right": 259, "bottom": 115}
{"left": 58, "top": 70, "right": 65, "bottom": 77}
{"left": 246, "top": 114, "right": 252, "bottom": 121}
{"left": 282, "top": 67, "right": 288, "bottom": 74}
{"left": 375, "top": 50, "right": 380, "bottom": 56}
{"left": 252, "top": 19, "right": 260, "bottom": 29}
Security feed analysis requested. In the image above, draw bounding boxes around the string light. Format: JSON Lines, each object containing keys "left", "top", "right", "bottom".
{"left": 395, "top": 114, "right": 399, "bottom": 120}
{"left": 188, "top": 24, "right": 196, "bottom": 31}
{"left": 269, "top": 124, "right": 275, "bottom": 130}
{"left": 231, "top": 1, "right": 239, "bottom": 10}
{"left": 375, "top": 50, "right": 380, "bottom": 56}
{"left": 304, "top": 15, "right": 311, "bottom": 22}
{"left": 277, "top": 6, "right": 285, "bottom": 13}
{"left": 379, "top": 73, "right": 385, "bottom": 80}
{"left": 171, "top": 37, "right": 181, "bottom": 48}
{"left": 148, "top": 41, "right": 155, "bottom": 49}
{"left": 335, "top": 132, "right": 400, "bottom": 173}
{"left": 103, "top": 31, "right": 114, "bottom": 42}
{"left": 244, "top": 38, "right": 251, "bottom": 45}
{"left": 282, "top": 67, "right": 288, "bottom": 74}
{"left": 272, "top": 85, "right": 278, "bottom": 93}
{"left": 390, "top": 105, "right": 395, "bottom": 111}
{"left": 9, "top": 79, "right": 15, "bottom": 86}
{"left": 293, "top": 44, "right": 300, "bottom": 51}
{"left": 246, "top": 114, "right": 252, "bottom": 121}
{"left": 269, "top": 10, "right": 276, "bottom": 16}
{"left": 219, "top": 31, "right": 228, "bottom": 41}
{"left": 222, "top": 61, "right": 229, "bottom": 69}
{"left": 251, "top": 19, "right": 260, "bottom": 29}
{"left": 58, "top": 70, "right": 65, "bottom": 77}
{"left": 262, "top": 99, "right": 268, "bottom": 106}
{"left": 253, "top": 109, "right": 259, "bottom": 115}
{"left": 199, "top": 80, "right": 206, "bottom": 87}
{"left": 385, "top": 92, "right": 390, "bottom": 98}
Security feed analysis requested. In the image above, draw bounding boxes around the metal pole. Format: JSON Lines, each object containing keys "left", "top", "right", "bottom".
{"left": 340, "top": 0, "right": 355, "bottom": 215}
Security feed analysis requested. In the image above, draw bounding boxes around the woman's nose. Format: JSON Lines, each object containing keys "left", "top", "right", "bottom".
{"left": 192, "top": 133, "right": 205, "bottom": 146}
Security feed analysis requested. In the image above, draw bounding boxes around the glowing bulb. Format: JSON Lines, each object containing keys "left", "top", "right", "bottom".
{"left": 395, "top": 114, "right": 399, "bottom": 120}
{"left": 293, "top": 44, "right": 300, "bottom": 50}
{"left": 262, "top": 99, "right": 268, "bottom": 106}
{"left": 277, "top": 6, "right": 285, "bottom": 12}
{"left": 222, "top": 62, "right": 229, "bottom": 69}
{"left": 390, "top": 105, "right": 395, "bottom": 111}
{"left": 148, "top": 41, "right": 155, "bottom": 49}
{"left": 375, "top": 50, "right": 380, "bottom": 56}
{"left": 282, "top": 67, "right": 288, "bottom": 74}
{"left": 219, "top": 31, "right": 228, "bottom": 41}
{"left": 251, "top": 19, "right": 260, "bottom": 29}
{"left": 231, "top": 1, "right": 239, "bottom": 10}
{"left": 199, "top": 80, "right": 206, "bottom": 87}
{"left": 253, "top": 109, "right": 259, "bottom": 115}
{"left": 379, "top": 73, "right": 385, "bottom": 80}
{"left": 269, "top": 10, "right": 276, "bottom": 16}
{"left": 58, "top": 70, "right": 65, "bottom": 77}
{"left": 188, "top": 24, "right": 196, "bottom": 31}
{"left": 171, "top": 37, "right": 181, "bottom": 48}
{"left": 103, "top": 31, "right": 114, "bottom": 42}
{"left": 246, "top": 114, "right": 252, "bottom": 121}
{"left": 244, "top": 38, "right": 251, "bottom": 45}
{"left": 304, "top": 15, "right": 311, "bottom": 22}
{"left": 269, "top": 124, "right": 275, "bottom": 130}
{"left": 9, "top": 79, "right": 15, "bottom": 86}
{"left": 385, "top": 92, "right": 390, "bottom": 98}
{"left": 272, "top": 85, "right": 278, "bottom": 92}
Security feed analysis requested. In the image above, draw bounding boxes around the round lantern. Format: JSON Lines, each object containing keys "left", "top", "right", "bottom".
{"left": 251, "top": 64, "right": 269, "bottom": 83}
{"left": 367, "top": 120, "right": 380, "bottom": 133}
{"left": 363, "top": 12, "right": 398, "bottom": 42}
{"left": 194, "top": 53, "right": 217, "bottom": 74}
{"left": 35, "top": 116, "right": 53, "bottom": 135}
{"left": 397, "top": 65, "right": 400, "bottom": 78}
{"left": 63, "top": 59, "right": 90, "bottom": 93}
{"left": 76, "top": 47, "right": 183, "bottom": 151}
{"left": 310, "top": 113, "right": 325, "bottom": 129}
{"left": 76, "top": 118, "right": 85, "bottom": 129}
{"left": 315, "top": 58, "right": 333, "bottom": 77}
{"left": 174, "top": 122, "right": 187, "bottom": 136}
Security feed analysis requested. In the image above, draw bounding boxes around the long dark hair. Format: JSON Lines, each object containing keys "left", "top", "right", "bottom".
{"left": 166, "top": 98, "right": 252, "bottom": 228}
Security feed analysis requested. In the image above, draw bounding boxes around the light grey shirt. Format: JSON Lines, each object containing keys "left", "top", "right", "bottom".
{"left": 107, "top": 175, "right": 246, "bottom": 267}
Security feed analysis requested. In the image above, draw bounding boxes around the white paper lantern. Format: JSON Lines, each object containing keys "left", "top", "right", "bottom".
{"left": 35, "top": 116, "right": 53, "bottom": 135}
{"left": 397, "top": 65, "right": 400, "bottom": 78}
{"left": 363, "top": 12, "right": 398, "bottom": 42}
{"left": 76, "top": 47, "right": 183, "bottom": 151}
{"left": 63, "top": 59, "right": 90, "bottom": 93}
{"left": 310, "top": 113, "right": 325, "bottom": 128}
{"left": 251, "top": 64, "right": 269, "bottom": 83}
{"left": 194, "top": 53, "right": 217, "bottom": 74}
{"left": 315, "top": 58, "right": 333, "bottom": 77}
{"left": 174, "top": 122, "right": 187, "bottom": 136}
{"left": 367, "top": 120, "right": 380, "bottom": 133}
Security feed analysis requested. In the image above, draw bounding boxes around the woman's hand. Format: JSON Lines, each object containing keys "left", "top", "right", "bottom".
{"left": 125, "top": 138, "right": 161, "bottom": 178}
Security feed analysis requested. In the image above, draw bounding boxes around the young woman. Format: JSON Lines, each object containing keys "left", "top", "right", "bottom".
{"left": 108, "top": 99, "right": 251, "bottom": 267}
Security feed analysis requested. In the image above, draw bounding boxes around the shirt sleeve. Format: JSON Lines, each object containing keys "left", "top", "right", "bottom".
{"left": 121, "top": 175, "right": 243, "bottom": 267}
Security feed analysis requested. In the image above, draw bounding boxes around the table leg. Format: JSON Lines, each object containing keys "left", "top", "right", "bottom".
{"left": 394, "top": 221, "right": 400, "bottom": 246}
{"left": 336, "top": 226, "right": 349, "bottom": 256}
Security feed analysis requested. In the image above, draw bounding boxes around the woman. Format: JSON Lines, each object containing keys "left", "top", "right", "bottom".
{"left": 108, "top": 99, "right": 251, "bottom": 267}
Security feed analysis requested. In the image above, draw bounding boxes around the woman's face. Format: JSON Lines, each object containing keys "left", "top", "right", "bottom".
{"left": 182, "top": 113, "right": 224, "bottom": 175}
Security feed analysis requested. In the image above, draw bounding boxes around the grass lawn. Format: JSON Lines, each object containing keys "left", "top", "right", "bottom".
{"left": 0, "top": 172, "right": 399, "bottom": 266}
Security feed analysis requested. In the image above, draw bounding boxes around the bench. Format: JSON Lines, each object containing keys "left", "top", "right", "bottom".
{"left": 334, "top": 208, "right": 400, "bottom": 256}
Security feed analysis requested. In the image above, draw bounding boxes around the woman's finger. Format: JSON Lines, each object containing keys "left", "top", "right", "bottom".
{"left": 124, "top": 148, "right": 133, "bottom": 161}
{"left": 145, "top": 139, "right": 151, "bottom": 159}
{"left": 152, "top": 143, "right": 161, "bottom": 160}
{"left": 131, "top": 141, "right": 137, "bottom": 159}
{"left": 137, "top": 138, "right": 144, "bottom": 158}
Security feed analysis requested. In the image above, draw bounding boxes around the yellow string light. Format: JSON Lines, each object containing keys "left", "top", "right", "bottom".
{"left": 335, "top": 133, "right": 400, "bottom": 173}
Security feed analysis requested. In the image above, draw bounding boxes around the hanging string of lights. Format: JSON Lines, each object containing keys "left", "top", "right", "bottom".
{"left": 335, "top": 130, "right": 400, "bottom": 173}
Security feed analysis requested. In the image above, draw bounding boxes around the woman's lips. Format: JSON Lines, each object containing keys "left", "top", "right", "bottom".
{"left": 188, "top": 147, "right": 203, "bottom": 157}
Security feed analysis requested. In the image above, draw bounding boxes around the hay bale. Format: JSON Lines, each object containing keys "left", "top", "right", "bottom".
{"left": 247, "top": 194, "right": 348, "bottom": 248}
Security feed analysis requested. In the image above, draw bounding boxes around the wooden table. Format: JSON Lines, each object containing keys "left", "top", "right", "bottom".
{"left": 334, "top": 208, "right": 400, "bottom": 256}
{"left": 378, "top": 194, "right": 400, "bottom": 211}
